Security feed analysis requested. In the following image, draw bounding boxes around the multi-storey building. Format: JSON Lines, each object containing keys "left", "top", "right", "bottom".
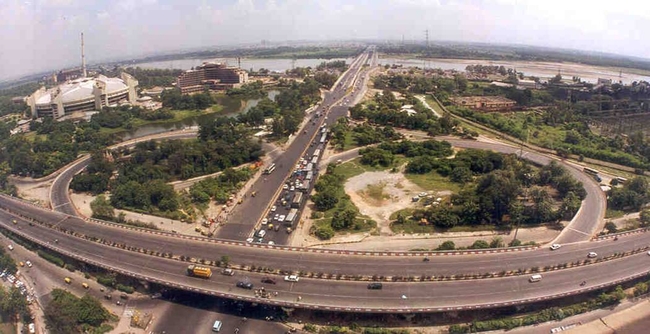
{"left": 176, "top": 62, "right": 248, "bottom": 94}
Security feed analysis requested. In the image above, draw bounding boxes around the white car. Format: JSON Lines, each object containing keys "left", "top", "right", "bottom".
{"left": 7, "top": 245, "right": 13, "bottom": 251}
{"left": 261, "top": 218, "right": 268, "bottom": 225}
{"left": 290, "top": 186, "right": 295, "bottom": 191}
{"left": 270, "top": 206, "right": 277, "bottom": 212}
{"left": 278, "top": 215, "right": 286, "bottom": 222}
{"left": 246, "top": 237, "right": 254, "bottom": 243}
{"left": 273, "top": 214, "right": 280, "bottom": 221}
{"left": 268, "top": 241, "right": 275, "bottom": 245}
{"left": 283, "top": 184, "right": 289, "bottom": 190}
{"left": 25, "top": 261, "right": 32, "bottom": 268}
{"left": 550, "top": 244, "right": 561, "bottom": 250}
{"left": 587, "top": 252, "right": 598, "bottom": 258}
{"left": 418, "top": 192, "right": 428, "bottom": 197}
{"left": 284, "top": 275, "right": 300, "bottom": 282}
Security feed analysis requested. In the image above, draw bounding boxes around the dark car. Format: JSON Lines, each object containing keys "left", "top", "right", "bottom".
{"left": 236, "top": 281, "right": 254, "bottom": 289}
{"left": 367, "top": 283, "right": 383, "bottom": 290}
{"left": 261, "top": 277, "right": 277, "bottom": 284}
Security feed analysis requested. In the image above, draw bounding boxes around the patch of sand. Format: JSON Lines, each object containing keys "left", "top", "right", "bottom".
{"left": 344, "top": 170, "right": 425, "bottom": 235}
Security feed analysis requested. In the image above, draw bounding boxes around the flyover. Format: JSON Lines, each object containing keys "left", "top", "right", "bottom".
{"left": 4, "top": 48, "right": 646, "bottom": 313}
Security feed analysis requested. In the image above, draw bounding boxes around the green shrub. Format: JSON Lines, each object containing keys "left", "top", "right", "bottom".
{"left": 38, "top": 250, "right": 65, "bottom": 267}
{"left": 116, "top": 284, "right": 135, "bottom": 294}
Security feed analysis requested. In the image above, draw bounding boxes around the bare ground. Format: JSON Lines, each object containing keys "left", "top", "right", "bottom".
{"left": 344, "top": 169, "right": 424, "bottom": 235}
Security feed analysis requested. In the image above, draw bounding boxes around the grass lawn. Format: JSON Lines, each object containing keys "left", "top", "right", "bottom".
{"left": 605, "top": 209, "right": 626, "bottom": 219}
{"left": 390, "top": 218, "right": 500, "bottom": 234}
{"left": 333, "top": 157, "right": 404, "bottom": 180}
{"left": 405, "top": 171, "right": 461, "bottom": 193}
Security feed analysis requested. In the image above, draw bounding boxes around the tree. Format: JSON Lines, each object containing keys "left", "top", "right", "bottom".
{"left": 90, "top": 195, "right": 115, "bottom": 220}
{"left": 640, "top": 208, "right": 650, "bottom": 226}
{"left": 437, "top": 240, "right": 456, "bottom": 250}
{"left": 489, "top": 237, "right": 505, "bottom": 248}
{"left": 312, "top": 190, "right": 338, "bottom": 211}
{"left": 604, "top": 221, "right": 618, "bottom": 234}
{"left": 314, "top": 226, "right": 334, "bottom": 240}
{"left": 469, "top": 240, "right": 490, "bottom": 249}
{"left": 331, "top": 208, "right": 356, "bottom": 230}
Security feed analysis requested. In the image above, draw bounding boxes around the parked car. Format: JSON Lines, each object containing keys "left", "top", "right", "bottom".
{"left": 7, "top": 245, "right": 13, "bottom": 251}
{"left": 221, "top": 269, "right": 235, "bottom": 276}
{"left": 25, "top": 260, "right": 32, "bottom": 267}
{"left": 550, "top": 244, "right": 561, "bottom": 250}
{"left": 587, "top": 252, "right": 598, "bottom": 258}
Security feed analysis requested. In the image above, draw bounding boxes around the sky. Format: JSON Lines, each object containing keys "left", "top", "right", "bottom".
{"left": 1, "top": 0, "right": 649, "bottom": 81}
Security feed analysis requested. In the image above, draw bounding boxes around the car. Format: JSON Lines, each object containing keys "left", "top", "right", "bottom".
{"left": 25, "top": 261, "right": 32, "bottom": 267}
{"left": 236, "top": 281, "right": 253, "bottom": 289}
{"left": 278, "top": 215, "right": 286, "bottom": 221}
{"left": 221, "top": 269, "right": 235, "bottom": 276}
{"left": 273, "top": 214, "right": 280, "bottom": 221}
{"left": 261, "top": 277, "right": 277, "bottom": 284}
{"left": 367, "top": 283, "right": 383, "bottom": 290}
{"left": 116, "top": 300, "right": 122, "bottom": 305}
{"left": 284, "top": 275, "right": 299, "bottom": 282}
{"left": 7, "top": 245, "right": 13, "bottom": 251}
{"left": 261, "top": 218, "right": 268, "bottom": 225}
{"left": 267, "top": 224, "right": 274, "bottom": 230}
{"left": 550, "top": 244, "right": 561, "bottom": 250}
{"left": 18, "top": 262, "right": 24, "bottom": 267}
{"left": 418, "top": 192, "right": 428, "bottom": 198}
{"left": 271, "top": 206, "right": 277, "bottom": 212}
{"left": 82, "top": 283, "right": 89, "bottom": 289}
{"left": 257, "top": 238, "right": 264, "bottom": 243}
{"left": 587, "top": 252, "right": 598, "bottom": 258}
{"left": 268, "top": 241, "right": 275, "bottom": 245}
{"left": 290, "top": 186, "right": 295, "bottom": 191}
{"left": 274, "top": 225, "right": 280, "bottom": 232}
{"left": 283, "top": 184, "right": 289, "bottom": 190}
{"left": 246, "top": 237, "right": 254, "bottom": 243}
{"left": 257, "top": 230, "right": 266, "bottom": 238}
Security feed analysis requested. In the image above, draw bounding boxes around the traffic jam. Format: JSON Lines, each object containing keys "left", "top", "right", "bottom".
{"left": 249, "top": 121, "right": 330, "bottom": 245}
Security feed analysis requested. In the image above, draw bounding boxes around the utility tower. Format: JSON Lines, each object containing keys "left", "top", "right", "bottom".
{"left": 424, "top": 29, "right": 429, "bottom": 47}
{"left": 81, "top": 32, "right": 87, "bottom": 77}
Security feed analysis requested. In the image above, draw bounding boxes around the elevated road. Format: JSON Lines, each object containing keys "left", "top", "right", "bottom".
{"left": 5, "top": 47, "right": 640, "bottom": 313}
{"left": 0, "top": 203, "right": 648, "bottom": 312}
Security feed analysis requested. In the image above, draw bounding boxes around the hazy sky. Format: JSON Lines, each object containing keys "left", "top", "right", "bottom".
{"left": 1, "top": 0, "right": 649, "bottom": 81}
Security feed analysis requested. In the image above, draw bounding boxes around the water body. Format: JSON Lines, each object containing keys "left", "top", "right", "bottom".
{"left": 130, "top": 58, "right": 353, "bottom": 73}
{"left": 120, "top": 90, "right": 279, "bottom": 140}
{"left": 380, "top": 57, "right": 650, "bottom": 84}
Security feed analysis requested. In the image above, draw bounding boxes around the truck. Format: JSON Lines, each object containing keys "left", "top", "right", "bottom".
{"left": 187, "top": 265, "right": 213, "bottom": 278}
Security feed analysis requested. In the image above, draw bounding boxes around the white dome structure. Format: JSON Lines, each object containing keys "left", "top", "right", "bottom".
{"left": 27, "top": 73, "right": 138, "bottom": 119}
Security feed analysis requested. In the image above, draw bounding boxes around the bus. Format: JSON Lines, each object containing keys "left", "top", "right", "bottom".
{"left": 319, "top": 133, "right": 327, "bottom": 144}
{"left": 305, "top": 171, "right": 314, "bottom": 181}
{"left": 313, "top": 149, "right": 321, "bottom": 158}
{"left": 311, "top": 156, "right": 318, "bottom": 165}
{"left": 583, "top": 167, "right": 599, "bottom": 176}
{"left": 615, "top": 176, "right": 628, "bottom": 184}
{"left": 264, "top": 163, "right": 276, "bottom": 175}
{"left": 285, "top": 208, "right": 298, "bottom": 224}
{"left": 291, "top": 192, "right": 303, "bottom": 208}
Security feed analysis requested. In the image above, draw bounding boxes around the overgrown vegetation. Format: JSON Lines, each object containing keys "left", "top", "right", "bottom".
{"left": 44, "top": 289, "right": 114, "bottom": 334}
{"left": 448, "top": 285, "right": 629, "bottom": 333}
{"left": 310, "top": 164, "right": 377, "bottom": 240}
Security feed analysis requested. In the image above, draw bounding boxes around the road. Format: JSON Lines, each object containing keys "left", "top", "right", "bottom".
{"left": 0, "top": 47, "right": 638, "bottom": 313}
{"left": 215, "top": 50, "right": 373, "bottom": 242}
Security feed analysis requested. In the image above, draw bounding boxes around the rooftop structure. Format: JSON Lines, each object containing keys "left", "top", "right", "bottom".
{"left": 27, "top": 73, "right": 138, "bottom": 118}
{"left": 176, "top": 62, "right": 248, "bottom": 94}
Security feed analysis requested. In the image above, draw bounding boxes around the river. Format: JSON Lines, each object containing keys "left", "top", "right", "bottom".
{"left": 120, "top": 90, "right": 279, "bottom": 140}
{"left": 379, "top": 57, "right": 650, "bottom": 84}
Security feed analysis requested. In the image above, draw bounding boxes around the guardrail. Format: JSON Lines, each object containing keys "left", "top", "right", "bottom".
{"left": 1, "top": 220, "right": 648, "bottom": 314}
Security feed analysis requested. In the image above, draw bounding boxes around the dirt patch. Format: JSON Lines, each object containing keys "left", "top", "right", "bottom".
{"left": 345, "top": 170, "right": 424, "bottom": 235}
{"left": 11, "top": 179, "right": 52, "bottom": 207}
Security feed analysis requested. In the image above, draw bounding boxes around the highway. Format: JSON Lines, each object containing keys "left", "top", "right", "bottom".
{"left": 215, "top": 50, "right": 373, "bottom": 242}
{"left": 1, "top": 205, "right": 649, "bottom": 312}
{"left": 3, "top": 47, "right": 645, "bottom": 313}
